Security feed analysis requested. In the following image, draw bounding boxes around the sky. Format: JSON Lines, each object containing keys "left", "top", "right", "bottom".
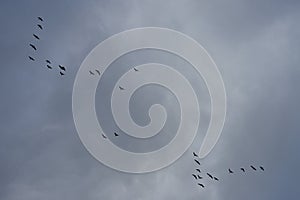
{"left": 0, "top": 0, "right": 300, "bottom": 199}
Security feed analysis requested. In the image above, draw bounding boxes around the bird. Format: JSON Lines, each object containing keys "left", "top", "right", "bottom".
{"left": 196, "top": 168, "right": 201, "bottom": 173}
{"left": 194, "top": 159, "right": 201, "bottom": 166}
{"left": 46, "top": 59, "right": 51, "bottom": 64}
{"left": 114, "top": 132, "right": 119, "bottom": 137}
{"left": 213, "top": 177, "right": 219, "bottom": 181}
{"left": 60, "top": 71, "right": 65, "bottom": 76}
{"left": 37, "top": 24, "right": 43, "bottom": 30}
{"left": 28, "top": 56, "right": 35, "bottom": 61}
{"left": 197, "top": 183, "right": 205, "bottom": 188}
{"left": 95, "top": 69, "right": 101, "bottom": 75}
{"left": 260, "top": 166, "right": 265, "bottom": 171}
{"left": 38, "top": 17, "right": 44, "bottom": 22}
{"left": 59, "top": 65, "right": 66, "bottom": 71}
{"left": 119, "top": 86, "right": 125, "bottom": 90}
{"left": 192, "top": 174, "right": 197, "bottom": 180}
{"left": 101, "top": 134, "right": 107, "bottom": 139}
{"left": 133, "top": 67, "right": 139, "bottom": 72}
{"left": 228, "top": 168, "right": 234, "bottom": 174}
{"left": 197, "top": 175, "right": 203, "bottom": 179}
{"left": 206, "top": 173, "right": 213, "bottom": 179}
{"left": 46, "top": 65, "right": 52, "bottom": 69}
{"left": 250, "top": 165, "right": 257, "bottom": 171}
{"left": 33, "top": 34, "right": 40, "bottom": 40}
{"left": 193, "top": 152, "right": 198, "bottom": 157}
{"left": 29, "top": 44, "right": 37, "bottom": 50}
{"left": 241, "top": 168, "right": 245, "bottom": 172}
{"left": 89, "top": 70, "right": 95, "bottom": 75}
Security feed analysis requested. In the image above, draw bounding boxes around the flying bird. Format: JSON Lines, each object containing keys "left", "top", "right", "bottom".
{"left": 194, "top": 159, "right": 201, "bottom": 166}
{"left": 197, "top": 183, "right": 205, "bottom": 188}
{"left": 59, "top": 65, "right": 66, "bottom": 71}
{"left": 29, "top": 44, "right": 37, "bottom": 50}
{"left": 119, "top": 86, "right": 125, "bottom": 90}
{"left": 197, "top": 175, "right": 203, "bottom": 179}
{"left": 37, "top": 17, "right": 44, "bottom": 22}
{"left": 46, "top": 65, "right": 52, "bottom": 69}
{"left": 133, "top": 67, "right": 139, "bottom": 72}
{"left": 95, "top": 69, "right": 101, "bottom": 75}
{"left": 241, "top": 168, "right": 245, "bottom": 172}
{"left": 37, "top": 24, "right": 43, "bottom": 30}
{"left": 28, "top": 56, "right": 35, "bottom": 61}
{"left": 60, "top": 71, "right": 65, "bottom": 76}
{"left": 206, "top": 173, "right": 213, "bottom": 179}
{"left": 196, "top": 168, "right": 201, "bottom": 173}
{"left": 192, "top": 174, "right": 197, "bottom": 180}
{"left": 260, "top": 166, "right": 265, "bottom": 171}
{"left": 250, "top": 165, "right": 257, "bottom": 171}
{"left": 228, "top": 168, "right": 234, "bottom": 174}
{"left": 101, "top": 134, "right": 107, "bottom": 139}
{"left": 89, "top": 70, "right": 95, "bottom": 75}
{"left": 213, "top": 177, "right": 219, "bottom": 181}
{"left": 33, "top": 34, "right": 40, "bottom": 40}
{"left": 46, "top": 60, "right": 51, "bottom": 64}
{"left": 193, "top": 152, "right": 198, "bottom": 157}
{"left": 114, "top": 132, "right": 119, "bottom": 137}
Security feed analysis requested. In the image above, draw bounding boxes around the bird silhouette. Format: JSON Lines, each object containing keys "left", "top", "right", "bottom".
{"left": 46, "top": 65, "right": 52, "bottom": 69}
{"left": 37, "top": 24, "right": 43, "bottom": 30}
{"left": 192, "top": 174, "right": 197, "bottom": 180}
{"left": 95, "top": 69, "right": 101, "bottom": 75}
{"left": 213, "top": 177, "right": 219, "bottom": 181}
{"left": 29, "top": 44, "right": 37, "bottom": 50}
{"left": 119, "top": 86, "right": 125, "bottom": 90}
{"left": 193, "top": 152, "right": 198, "bottom": 157}
{"left": 206, "top": 173, "right": 213, "bottom": 179}
{"left": 250, "top": 165, "right": 257, "bottom": 171}
{"left": 197, "top": 183, "right": 205, "bottom": 188}
{"left": 133, "top": 67, "right": 139, "bottom": 72}
{"left": 33, "top": 34, "right": 40, "bottom": 40}
{"left": 101, "top": 134, "right": 107, "bottom": 139}
{"left": 114, "top": 132, "right": 119, "bottom": 137}
{"left": 59, "top": 65, "right": 66, "bottom": 71}
{"left": 194, "top": 159, "right": 201, "bottom": 166}
{"left": 38, "top": 17, "right": 44, "bottom": 22}
{"left": 260, "top": 166, "right": 265, "bottom": 171}
{"left": 46, "top": 60, "right": 51, "bottom": 64}
{"left": 60, "top": 71, "right": 65, "bottom": 76}
{"left": 241, "top": 168, "right": 245, "bottom": 172}
{"left": 89, "top": 70, "right": 95, "bottom": 75}
{"left": 28, "top": 56, "right": 35, "bottom": 61}
{"left": 228, "top": 168, "right": 234, "bottom": 174}
{"left": 196, "top": 168, "right": 201, "bottom": 173}
{"left": 197, "top": 175, "right": 203, "bottom": 179}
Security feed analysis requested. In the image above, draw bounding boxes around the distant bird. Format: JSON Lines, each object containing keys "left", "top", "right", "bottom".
{"left": 228, "top": 168, "right": 234, "bottom": 174}
{"left": 197, "top": 175, "right": 203, "bottom": 179}
{"left": 37, "top": 17, "right": 44, "bottom": 22}
{"left": 60, "top": 71, "right": 65, "bottom": 76}
{"left": 28, "top": 56, "right": 35, "bottom": 61}
{"left": 29, "top": 43, "right": 37, "bottom": 50}
{"left": 196, "top": 168, "right": 201, "bottom": 173}
{"left": 192, "top": 174, "right": 197, "bottom": 180}
{"left": 251, "top": 165, "right": 257, "bottom": 171}
{"left": 46, "top": 59, "right": 51, "bottom": 64}
{"left": 119, "top": 86, "right": 125, "bottom": 90}
{"left": 260, "top": 166, "right": 265, "bottom": 171}
{"left": 114, "top": 132, "right": 119, "bottom": 137}
{"left": 206, "top": 173, "right": 213, "bottom": 179}
{"left": 33, "top": 34, "right": 40, "bottom": 40}
{"left": 241, "top": 168, "right": 245, "bottom": 172}
{"left": 194, "top": 159, "right": 201, "bottom": 166}
{"left": 193, "top": 152, "right": 198, "bottom": 157}
{"left": 46, "top": 65, "right": 52, "bottom": 69}
{"left": 213, "top": 177, "right": 219, "bottom": 181}
{"left": 101, "top": 134, "right": 107, "bottom": 139}
{"left": 89, "top": 70, "right": 95, "bottom": 75}
{"left": 37, "top": 24, "right": 43, "bottom": 30}
{"left": 59, "top": 65, "right": 66, "bottom": 71}
{"left": 133, "top": 67, "right": 139, "bottom": 72}
{"left": 95, "top": 69, "right": 101, "bottom": 75}
{"left": 197, "top": 183, "right": 205, "bottom": 188}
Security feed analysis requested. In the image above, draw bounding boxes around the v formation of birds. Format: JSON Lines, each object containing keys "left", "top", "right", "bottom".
{"left": 28, "top": 16, "right": 66, "bottom": 76}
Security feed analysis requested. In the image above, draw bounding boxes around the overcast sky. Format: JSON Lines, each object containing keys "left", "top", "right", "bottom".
{"left": 1, "top": 0, "right": 300, "bottom": 199}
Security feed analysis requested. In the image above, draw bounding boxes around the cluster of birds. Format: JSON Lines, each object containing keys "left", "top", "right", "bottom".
{"left": 28, "top": 16, "right": 67, "bottom": 76}
{"left": 191, "top": 152, "right": 265, "bottom": 189}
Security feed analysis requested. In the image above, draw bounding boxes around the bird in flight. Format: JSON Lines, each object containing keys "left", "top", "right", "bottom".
{"left": 213, "top": 177, "right": 219, "bottom": 181}
{"left": 259, "top": 166, "right": 265, "bottom": 171}
{"left": 206, "top": 173, "right": 213, "bottom": 179}
{"left": 192, "top": 174, "right": 197, "bottom": 180}
{"left": 197, "top": 175, "right": 203, "bottom": 179}
{"left": 95, "top": 69, "right": 101, "bottom": 75}
{"left": 59, "top": 65, "right": 66, "bottom": 71}
{"left": 101, "top": 134, "right": 107, "bottom": 139}
{"left": 197, "top": 183, "right": 205, "bottom": 188}
{"left": 60, "top": 71, "right": 65, "bottom": 76}
{"left": 196, "top": 168, "right": 201, "bottom": 173}
{"left": 28, "top": 56, "right": 35, "bottom": 61}
{"left": 29, "top": 44, "right": 37, "bottom": 51}
{"left": 193, "top": 152, "right": 198, "bottom": 157}
{"left": 241, "top": 168, "right": 245, "bottom": 172}
{"left": 33, "top": 34, "right": 40, "bottom": 40}
{"left": 250, "top": 165, "right": 257, "bottom": 171}
{"left": 194, "top": 159, "right": 201, "bottom": 166}
{"left": 89, "top": 70, "right": 95, "bottom": 75}
{"left": 46, "top": 65, "right": 52, "bottom": 69}
{"left": 38, "top": 16, "right": 44, "bottom": 22}
{"left": 37, "top": 24, "right": 43, "bottom": 30}
{"left": 46, "top": 60, "right": 51, "bottom": 64}
{"left": 133, "top": 67, "right": 139, "bottom": 72}
{"left": 114, "top": 132, "right": 119, "bottom": 137}
{"left": 119, "top": 86, "right": 125, "bottom": 90}
{"left": 228, "top": 168, "right": 234, "bottom": 174}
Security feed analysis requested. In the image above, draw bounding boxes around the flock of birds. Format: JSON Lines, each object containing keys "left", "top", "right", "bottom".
{"left": 28, "top": 16, "right": 67, "bottom": 76}
{"left": 191, "top": 152, "right": 265, "bottom": 189}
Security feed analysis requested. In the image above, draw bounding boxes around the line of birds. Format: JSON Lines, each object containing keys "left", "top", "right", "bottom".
{"left": 191, "top": 152, "right": 265, "bottom": 189}
{"left": 28, "top": 16, "right": 67, "bottom": 76}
